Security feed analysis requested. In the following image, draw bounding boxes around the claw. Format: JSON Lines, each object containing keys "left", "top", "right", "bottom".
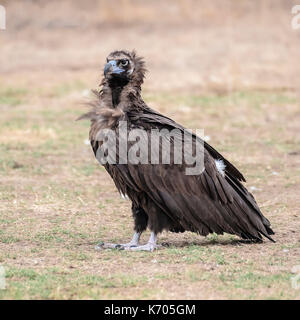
{"left": 95, "top": 242, "right": 104, "bottom": 250}
{"left": 125, "top": 243, "right": 161, "bottom": 252}
{"left": 95, "top": 242, "right": 120, "bottom": 250}
{"left": 161, "top": 242, "right": 170, "bottom": 247}
{"left": 95, "top": 232, "right": 142, "bottom": 251}
{"left": 95, "top": 232, "right": 160, "bottom": 252}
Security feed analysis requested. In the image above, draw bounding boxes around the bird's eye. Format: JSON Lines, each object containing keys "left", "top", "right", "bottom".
{"left": 120, "top": 59, "right": 129, "bottom": 67}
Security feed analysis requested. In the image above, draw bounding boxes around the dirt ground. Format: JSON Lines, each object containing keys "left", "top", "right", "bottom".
{"left": 0, "top": 0, "right": 299, "bottom": 299}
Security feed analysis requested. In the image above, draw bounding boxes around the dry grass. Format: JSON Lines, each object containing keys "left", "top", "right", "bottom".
{"left": 0, "top": 0, "right": 299, "bottom": 300}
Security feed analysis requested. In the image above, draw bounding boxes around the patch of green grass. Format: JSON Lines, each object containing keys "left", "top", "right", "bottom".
{"left": 51, "top": 80, "right": 87, "bottom": 98}
{"left": 215, "top": 252, "right": 227, "bottom": 265}
{"left": 120, "top": 274, "right": 148, "bottom": 287}
{"left": 33, "top": 227, "right": 89, "bottom": 244}
{"left": 187, "top": 271, "right": 210, "bottom": 282}
{"left": 162, "top": 245, "right": 208, "bottom": 264}
{"left": 6, "top": 267, "right": 39, "bottom": 280}
{"left": 218, "top": 269, "right": 293, "bottom": 293}
{"left": 234, "top": 272, "right": 292, "bottom": 290}
{"left": 0, "top": 88, "right": 28, "bottom": 106}
{"left": 144, "top": 90, "right": 296, "bottom": 110}
{"left": 77, "top": 164, "right": 96, "bottom": 176}
{"left": 0, "top": 218, "right": 17, "bottom": 224}
{"left": 33, "top": 232, "right": 62, "bottom": 243}
{"left": 63, "top": 251, "right": 90, "bottom": 261}
{"left": 77, "top": 273, "right": 148, "bottom": 289}
{"left": 0, "top": 266, "right": 151, "bottom": 299}
{"left": 0, "top": 231, "right": 20, "bottom": 244}
{"left": 205, "top": 233, "right": 219, "bottom": 243}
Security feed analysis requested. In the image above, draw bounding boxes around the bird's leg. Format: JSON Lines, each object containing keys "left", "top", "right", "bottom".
{"left": 95, "top": 232, "right": 142, "bottom": 250}
{"left": 125, "top": 232, "right": 160, "bottom": 252}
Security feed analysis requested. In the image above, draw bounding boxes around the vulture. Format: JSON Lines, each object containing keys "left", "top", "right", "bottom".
{"left": 79, "top": 50, "right": 275, "bottom": 251}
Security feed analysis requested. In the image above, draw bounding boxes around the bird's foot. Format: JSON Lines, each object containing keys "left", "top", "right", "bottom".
{"left": 95, "top": 232, "right": 159, "bottom": 252}
{"left": 95, "top": 232, "right": 142, "bottom": 251}
{"left": 95, "top": 242, "right": 138, "bottom": 250}
{"left": 124, "top": 242, "right": 161, "bottom": 252}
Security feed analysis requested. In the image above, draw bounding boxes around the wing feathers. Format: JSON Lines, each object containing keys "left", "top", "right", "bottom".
{"left": 91, "top": 107, "right": 274, "bottom": 242}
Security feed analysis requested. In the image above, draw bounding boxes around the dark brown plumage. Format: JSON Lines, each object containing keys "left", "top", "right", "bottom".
{"left": 80, "top": 50, "right": 275, "bottom": 251}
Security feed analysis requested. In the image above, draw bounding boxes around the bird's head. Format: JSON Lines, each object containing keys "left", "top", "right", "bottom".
{"left": 103, "top": 50, "right": 146, "bottom": 87}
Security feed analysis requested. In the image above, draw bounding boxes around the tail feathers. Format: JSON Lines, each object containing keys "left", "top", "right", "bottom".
{"left": 224, "top": 174, "right": 275, "bottom": 242}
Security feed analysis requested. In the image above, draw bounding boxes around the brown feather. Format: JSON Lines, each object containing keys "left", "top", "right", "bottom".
{"left": 79, "top": 50, "right": 275, "bottom": 242}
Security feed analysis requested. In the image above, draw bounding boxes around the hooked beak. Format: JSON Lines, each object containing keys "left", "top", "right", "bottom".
{"left": 104, "top": 60, "right": 124, "bottom": 76}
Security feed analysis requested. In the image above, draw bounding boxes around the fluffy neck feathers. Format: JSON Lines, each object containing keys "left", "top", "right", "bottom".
{"left": 101, "top": 76, "right": 142, "bottom": 110}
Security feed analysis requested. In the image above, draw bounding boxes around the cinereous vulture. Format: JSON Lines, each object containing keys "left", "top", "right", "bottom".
{"left": 79, "top": 50, "right": 275, "bottom": 251}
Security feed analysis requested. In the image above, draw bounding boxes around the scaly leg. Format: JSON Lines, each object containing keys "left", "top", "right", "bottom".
{"left": 125, "top": 232, "right": 160, "bottom": 252}
{"left": 95, "top": 232, "right": 141, "bottom": 250}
